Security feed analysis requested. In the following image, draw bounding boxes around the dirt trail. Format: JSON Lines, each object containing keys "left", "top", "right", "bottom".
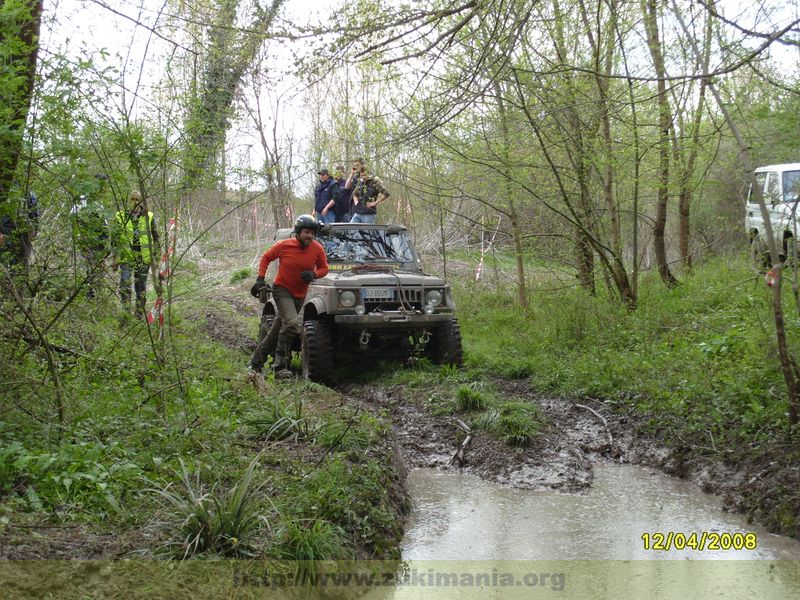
{"left": 205, "top": 280, "right": 800, "bottom": 538}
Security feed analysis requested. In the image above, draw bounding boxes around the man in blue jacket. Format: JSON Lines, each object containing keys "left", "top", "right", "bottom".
{"left": 333, "top": 165, "right": 352, "bottom": 222}
{"left": 312, "top": 169, "right": 339, "bottom": 225}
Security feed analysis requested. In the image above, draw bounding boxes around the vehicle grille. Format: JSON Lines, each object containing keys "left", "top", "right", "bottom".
{"left": 363, "top": 287, "right": 423, "bottom": 311}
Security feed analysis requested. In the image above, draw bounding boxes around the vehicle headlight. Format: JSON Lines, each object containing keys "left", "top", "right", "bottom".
{"left": 339, "top": 290, "right": 357, "bottom": 308}
{"left": 425, "top": 289, "right": 443, "bottom": 307}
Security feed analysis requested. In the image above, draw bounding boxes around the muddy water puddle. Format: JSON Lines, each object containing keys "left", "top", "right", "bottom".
{"left": 362, "top": 463, "right": 800, "bottom": 599}
{"left": 402, "top": 463, "right": 800, "bottom": 560}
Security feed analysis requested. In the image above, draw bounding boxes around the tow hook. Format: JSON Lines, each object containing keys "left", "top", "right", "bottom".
{"left": 420, "top": 330, "right": 431, "bottom": 345}
{"left": 359, "top": 331, "right": 371, "bottom": 348}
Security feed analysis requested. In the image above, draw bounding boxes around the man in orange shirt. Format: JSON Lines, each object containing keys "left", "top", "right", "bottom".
{"left": 249, "top": 214, "right": 329, "bottom": 377}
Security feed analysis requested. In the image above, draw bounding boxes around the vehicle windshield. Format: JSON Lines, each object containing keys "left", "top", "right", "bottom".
{"left": 318, "top": 228, "right": 415, "bottom": 264}
{"left": 783, "top": 171, "right": 800, "bottom": 203}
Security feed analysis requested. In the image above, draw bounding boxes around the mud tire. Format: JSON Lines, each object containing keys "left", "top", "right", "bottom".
{"left": 427, "top": 318, "right": 463, "bottom": 367}
{"left": 302, "top": 318, "right": 335, "bottom": 384}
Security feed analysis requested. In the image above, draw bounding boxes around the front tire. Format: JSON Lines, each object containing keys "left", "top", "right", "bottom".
{"left": 427, "top": 318, "right": 463, "bottom": 367}
{"left": 302, "top": 319, "right": 335, "bottom": 384}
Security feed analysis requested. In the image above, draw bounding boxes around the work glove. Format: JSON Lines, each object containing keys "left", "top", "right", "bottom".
{"left": 250, "top": 277, "right": 266, "bottom": 298}
{"left": 300, "top": 270, "right": 315, "bottom": 284}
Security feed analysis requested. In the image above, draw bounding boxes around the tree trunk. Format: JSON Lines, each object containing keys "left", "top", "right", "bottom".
{"left": 495, "top": 83, "right": 528, "bottom": 308}
{"left": 642, "top": 0, "right": 678, "bottom": 287}
{"left": 0, "top": 0, "right": 43, "bottom": 200}
{"left": 674, "top": 1, "right": 798, "bottom": 426}
{"left": 182, "top": 0, "right": 283, "bottom": 187}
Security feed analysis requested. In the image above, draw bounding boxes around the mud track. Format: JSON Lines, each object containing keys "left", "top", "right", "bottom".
{"left": 211, "top": 290, "right": 799, "bottom": 539}
{"left": 339, "top": 378, "right": 798, "bottom": 540}
{"left": 341, "top": 382, "right": 617, "bottom": 494}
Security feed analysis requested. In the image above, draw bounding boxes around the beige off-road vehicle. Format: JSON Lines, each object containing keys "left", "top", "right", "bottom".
{"left": 258, "top": 223, "right": 462, "bottom": 384}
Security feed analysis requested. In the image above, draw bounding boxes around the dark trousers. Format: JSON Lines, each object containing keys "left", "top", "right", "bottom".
{"left": 265, "top": 286, "right": 305, "bottom": 371}
{"left": 120, "top": 263, "right": 149, "bottom": 315}
{"left": 251, "top": 314, "right": 281, "bottom": 370}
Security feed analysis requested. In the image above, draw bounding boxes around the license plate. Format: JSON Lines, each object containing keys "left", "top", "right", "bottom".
{"left": 362, "top": 287, "right": 395, "bottom": 300}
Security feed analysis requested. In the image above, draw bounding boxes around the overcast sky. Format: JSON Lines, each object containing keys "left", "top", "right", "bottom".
{"left": 39, "top": 0, "right": 800, "bottom": 194}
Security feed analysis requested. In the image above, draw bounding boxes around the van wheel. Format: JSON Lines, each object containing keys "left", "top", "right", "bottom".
{"left": 302, "top": 319, "right": 335, "bottom": 384}
{"left": 427, "top": 318, "right": 464, "bottom": 367}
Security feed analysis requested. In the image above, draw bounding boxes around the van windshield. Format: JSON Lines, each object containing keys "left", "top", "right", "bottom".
{"left": 318, "top": 228, "right": 415, "bottom": 264}
{"left": 783, "top": 171, "right": 800, "bottom": 203}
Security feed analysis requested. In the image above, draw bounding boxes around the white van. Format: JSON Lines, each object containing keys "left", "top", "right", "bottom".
{"left": 745, "top": 163, "right": 800, "bottom": 257}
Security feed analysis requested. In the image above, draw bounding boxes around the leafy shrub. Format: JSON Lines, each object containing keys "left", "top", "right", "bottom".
{"left": 0, "top": 439, "right": 140, "bottom": 518}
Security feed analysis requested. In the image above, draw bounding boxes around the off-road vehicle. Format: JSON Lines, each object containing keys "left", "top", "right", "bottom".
{"left": 257, "top": 223, "right": 462, "bottom": 384}
{"left": 746, "top": 163, "right": 800, "bottom": 262}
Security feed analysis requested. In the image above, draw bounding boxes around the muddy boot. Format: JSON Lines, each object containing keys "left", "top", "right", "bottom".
{"left": 272, "top": 343, "right": 292, "bottom": 380}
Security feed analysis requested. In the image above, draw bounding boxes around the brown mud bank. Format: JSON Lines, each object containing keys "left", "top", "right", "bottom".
{"left": 342, "top": 378, "right": 799, "bottom": 540}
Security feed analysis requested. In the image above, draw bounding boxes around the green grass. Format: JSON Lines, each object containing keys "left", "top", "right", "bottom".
{"left": 455, "top": 254, "right": 796, "bottom": 451}
{"left": 389, "top": 366, "right": 547, "bottom": 447}
{"left": 0, "top": 260, "right": 405, "bottom": 559}
{"left": 455, "top": 384, "right": 488, "bottom": 412}
{"left": 151, "top": 457, "right": 262, "bottom": 558}
{"left": 472, "top": 401, "right": 545, "bottom": 447}
{"left": 229, "top": 267, "right": 252, "bottom": 284}
{"left": 245, "top": 397, "right": 319, "bottom": 442}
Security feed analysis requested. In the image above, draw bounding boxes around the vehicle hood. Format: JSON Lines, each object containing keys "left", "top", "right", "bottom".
{"left": 322, "top": 270, "right": 447, "bottom": 287}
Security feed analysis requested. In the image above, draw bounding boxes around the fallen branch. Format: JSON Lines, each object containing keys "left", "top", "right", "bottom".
{"left": 451, "top": 418, "right": 473, "bottom": 467}
{"left": 574, "top": 402, "right": 614, "bottom": 448}
{"left": 248, "top": 371, "right": 270, "bottom": 395}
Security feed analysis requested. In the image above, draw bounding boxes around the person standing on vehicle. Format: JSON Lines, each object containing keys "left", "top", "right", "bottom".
{"left": 111, "top": 189, "right": 159, "bottom": 318}
{"left": 333, "top": 165, "right": 352, "bottom": 223}
{"left": 349, "top": 165, "right": 390, "bottom": 225}
{"left": 313, "top": 169, "right": 339, "bottom": 225}
{"left": 249, "top": 214, "right": 329, "bottom": 377}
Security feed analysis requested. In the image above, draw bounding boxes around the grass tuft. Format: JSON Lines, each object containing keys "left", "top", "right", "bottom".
{"left": 245, "top": 398, "right": 318, "bottom": 442}
{"left": 455, "top": 384, "right": 488, "bottom": 412}
{"left": 151, "top": 457, "right": 263, "bottom": 558}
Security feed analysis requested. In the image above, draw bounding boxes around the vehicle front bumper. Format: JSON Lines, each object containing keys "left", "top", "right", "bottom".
{"left": 333, "top": 312, "right": 454, "bottom": 329}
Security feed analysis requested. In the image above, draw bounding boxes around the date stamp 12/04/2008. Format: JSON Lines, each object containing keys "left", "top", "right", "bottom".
{"left": 642, "top": 532, "right": 758, "bottom": 552}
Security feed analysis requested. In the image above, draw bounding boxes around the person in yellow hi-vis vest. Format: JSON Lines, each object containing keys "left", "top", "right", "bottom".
{"left": 111, "top": 190, "right": 159, "bottom": 318}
